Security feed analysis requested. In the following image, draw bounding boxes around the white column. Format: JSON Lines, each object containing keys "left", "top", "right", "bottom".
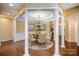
{"left": 0, "top": 40, "right": 1, "bottom": 47}
{"left": 13, "top": 20, "right": 16, "bottom": 42}
{"left": 54, "top": 9, "right": 60, "bottom": 56}
{"left": 75, "top": 16, "right": 78, "bottom": 45}
{"left": 24, "top": 11, "right": 29, "bottom": 56}
{"left": 0, "top": 20, "right": 2, "bottom": 47}
{"left": 60, "top": 16, "right": 65, "bottom": 48}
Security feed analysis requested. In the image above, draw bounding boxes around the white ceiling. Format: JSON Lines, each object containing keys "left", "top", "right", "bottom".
{"left": 0, "top": 3, "right": 79, "bottom": 21}
{"left": 28, "top": 10, "right": 53, "bottom": 20}
{"left": 26, "top": 3, "right": 79, "bottom": 21}
{"left": 25, "top": 3, "right": 79, "bottom": 10}
{"left": 22, "top": 3, "right": 79, "bottom": 21}
{"left": 59, "top": 3, "right": 79, "bottom": 10}
{"left": 0, "top": 3, "right": 78, "bottom": 16}
{"left": 0, "top": 3, "right": 22, "bottom": 17}
{"left": 25, "top": 3, "right": 58, "bottom": 9}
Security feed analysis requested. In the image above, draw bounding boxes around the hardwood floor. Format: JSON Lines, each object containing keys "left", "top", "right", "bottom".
{"left": 59, "top": 37, "right": 78, "bottom": 56}
{"left": 29, "top": 46, "right": 54, "bottom": 56}
{"left": 65, "top": 40, "right": 77, "bottom": 56}
{"left": 59, "top": 39, "right": 78, "bottom": 56}
{"left": 29, "top": 41, "right": 55, "bottom": 56}
{"left": 0, "top": 40, "right": 25, "bottom": 56}
{"left": 0, "top": 39, "right": 79, "bottom": 56}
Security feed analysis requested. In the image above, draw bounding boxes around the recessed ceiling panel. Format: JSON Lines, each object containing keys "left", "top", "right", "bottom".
{"left": 28, "top": 10, "right": 53, "bottom": 20}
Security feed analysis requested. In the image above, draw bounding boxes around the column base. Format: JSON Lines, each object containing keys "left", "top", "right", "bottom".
{"left": 54, "top": 53, "right": 61, "bottom": 56}
{"left": 23, "top": 53, "right": 30, "bottom": 56}
{"left": 60, "top": 45, "right": 65, "bottom": 48}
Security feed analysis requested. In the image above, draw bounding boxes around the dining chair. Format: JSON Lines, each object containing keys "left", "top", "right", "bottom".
{"left": 38, "top": 32, "right": 47, "bottom": 44}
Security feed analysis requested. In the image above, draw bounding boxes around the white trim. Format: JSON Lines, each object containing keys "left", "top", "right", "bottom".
{"left": 58, "top": 7, "right": 64, "bottom": 15}
{"left": 60, "top": 16, "right": 65, "bottom": 48}
{"left": 75, "top": 16, "right": 79, "bottom": 45}
{"left": 13, "top": 20, "right": 17, "bottom": 42}
{"left": 1, "top": 39, "right": 12, "bottom": 42}
{"left": 26, "top": 7, "right": 58, "bottom": 10}
{"left": 69, "top": 19, "right": 71, "bottom": 42}
{"left": 26, "top": 7, "right": 63, "bottom": 15}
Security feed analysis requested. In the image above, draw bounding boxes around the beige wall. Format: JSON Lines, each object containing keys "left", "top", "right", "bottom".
{"left": 0, "top": 16, "right": 25, "bottom": 42}
{"left": 16, "top": 20, "right": 25, "bottom": 33}
{"left": 0, "top": 18, "right": 13, "bottom": 42}
{"left": 13, "top": 20, "right": 25, "bottom": 42}
{"left": 64, "top": 6, "right": 79, "bottom": 42}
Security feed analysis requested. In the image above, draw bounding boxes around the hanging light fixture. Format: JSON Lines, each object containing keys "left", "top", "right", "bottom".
{"left": 35, "top": 14, "right": 41, "bottom": 33}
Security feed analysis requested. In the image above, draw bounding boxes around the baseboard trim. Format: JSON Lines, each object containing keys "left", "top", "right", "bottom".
{"left": 1, "top": 39, "right": 13, "bottom": 42}
{"left": 1, "top": 40, "right": 13, "bottom": 46}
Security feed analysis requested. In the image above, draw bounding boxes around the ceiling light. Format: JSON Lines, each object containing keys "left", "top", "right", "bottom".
{"left": 7, "top": 13, "right": 10, "bottom": 15}
{"left": 9, "top": 3, "right": 14, "bottom": 7}
{"left": 29, "top": 10, "right": 53, "bottom": 20}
